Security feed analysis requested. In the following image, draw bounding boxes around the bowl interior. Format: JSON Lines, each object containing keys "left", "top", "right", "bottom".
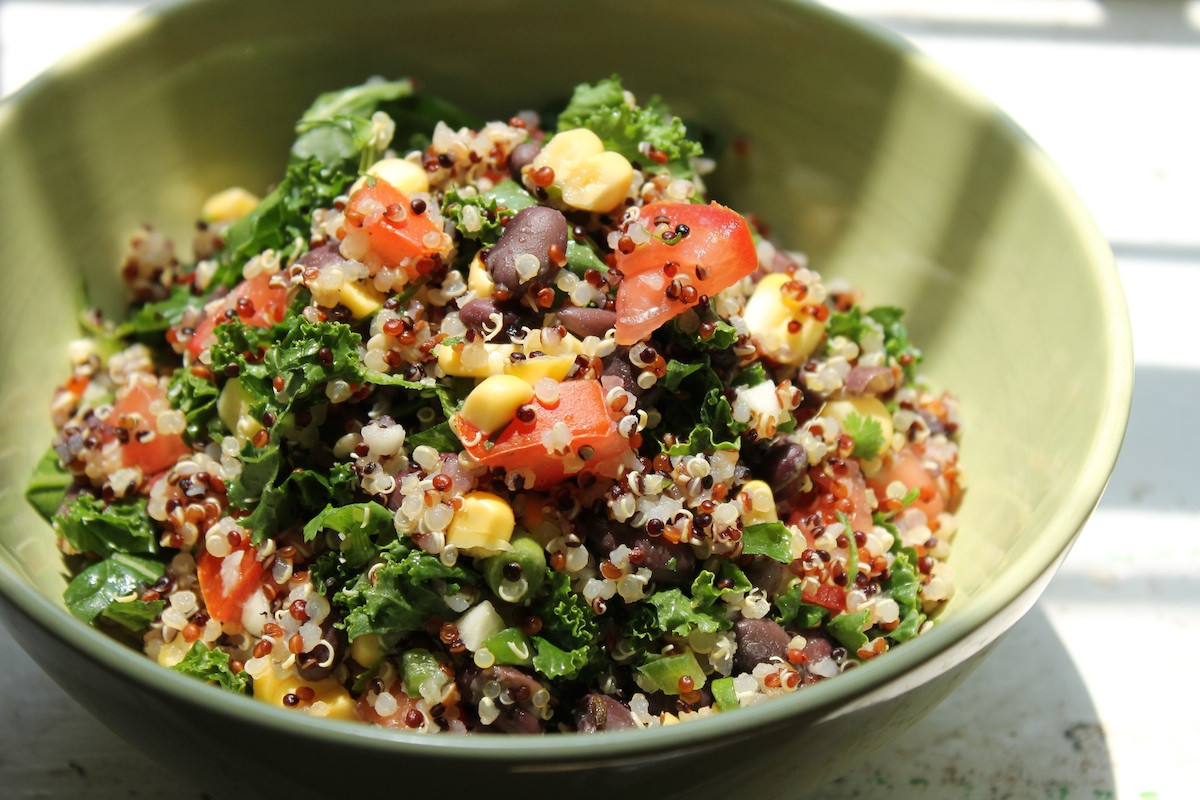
{"left": 0, "top": 0, "right": 1130, "bottom": 762}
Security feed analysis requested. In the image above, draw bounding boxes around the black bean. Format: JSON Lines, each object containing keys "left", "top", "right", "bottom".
{"left": 582, "top": 513, "right": 694, "bottom": 585}
{"left": 296, "top": 621, "right": 346, "bottom": 682}
{"left": 508, "top": 141, "right": 542, "bottom": 180}
{"left": 556, "top": 306, "right": 617, "bottom": 338}
{"left": 601, "top": 347, "right": 644, "bottom": 397}
{"left": 732, "top": 618, "right": 791, "bottom": 673}
{"left": 459, "top": 297, "right": 501, "bottom": 330}
{"left": 486, "top": 205, "right": 567, "bottom": 292}
{"left": 575, "top": 694, "right": 637, "bottom": 733}
{"left": 295, "top": 240, "right": 344, "bottom": 270}
{"left": 758, "top": 440, "right": 809, "bottom": 502}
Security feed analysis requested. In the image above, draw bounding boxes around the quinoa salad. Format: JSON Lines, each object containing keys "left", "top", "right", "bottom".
{"left": 26, "top": 77, "right": 963, "bottom": 733}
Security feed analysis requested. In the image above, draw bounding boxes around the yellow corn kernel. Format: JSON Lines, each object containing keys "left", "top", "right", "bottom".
{"left": 338, "top": 279, "right": 387, "bottom": 319}
{"left": 435, "top": 341, "right": 516, "bottom": 378}
{"left": 201, "top": 187, "right": 259, "bottom": 225}
{"left": 534, "top": 128, "right": 605, "bottom": 176}
{"left": 745, "top": 273, "right": 827, "bottom": 365}
{"left": 533, "top": 128, "right": 633, "bottom": 213}
{"left": 155, "top": 635, "right": 192, "bottom": 668}
{"left": 822, "top": 396, "right": 895, "bottom": 457}
{"left": 217, "top": 377, "right": 263, "bottom": 442}
{"left": 460, "top": 374, "right": 534, "bottom": 435}
{"left": 252, "top": 668, "right": 357, "bottom": 721}
{"left": 446, "top": 491, "right": 516, "bottom": 556}
{"left": 739, "top": 479, "right": 779, "bottom": 525}
{"left": 505, "top": 353, "right": 576, "bottom": 384}
{"left": 348, "top": 633, "right": 386, "bottom": 668}
{"left": 350, "top": 156, "right": 430, "bottom": 197}
{"left": 467, "top": 253, "right": 493, "bottom": 298}
{"left": 558, "top": 151, "right": 634, "bottom": 213}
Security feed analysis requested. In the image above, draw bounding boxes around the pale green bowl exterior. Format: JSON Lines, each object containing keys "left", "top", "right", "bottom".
{"left": 0, "top": 1, "right": 1132, "bottom": 797}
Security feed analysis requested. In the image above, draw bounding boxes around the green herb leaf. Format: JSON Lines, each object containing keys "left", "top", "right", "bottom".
{"left": 531, "top": 637, "right": 595, "bottom": 681}
{"left": 24, "top": 447, "right": 72, "bottom": 523}
{"left": 172, "top": 642, "right": 250, "bottom": 693}
{"left": 336, "top": 541, "right": 476, "bottom": 641}
{"left": 842, "top": 411, "right": 885, "bottom": 461}
{"left": 303, "top": 501, "right": 395, "bottom": 568}
{"left": 54, "top": 495, "right": 158, "bottom": 558}
{"left": 166, "top": 368, "right": 223, "bottom": 444}
{"left": 557, "top": 76, "right": 703, "bottom": 179}
{"left": 741, "top": 521, "right": 793, "bottom": 563}
{"left": 773, "top": 583, "right": 829, "bottom": 628}
{"left": 63, "top": 553, "right": 164, "bottom": 624}
{"left": 530, "top": 569, "right": 599, "bottom": 652}
{"left": 826, "top": 609, "right": 871, "bottom": 652}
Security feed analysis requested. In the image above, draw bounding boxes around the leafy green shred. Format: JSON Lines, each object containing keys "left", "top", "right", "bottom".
{"left": 530, "top": 569, "right": 600, "bottom": 653}
{"left": 303, "top": 501, "right": 395, "bottom": 569}
{"left": 557, "top": 76, "right": 703, "bottom": 179}
{"left": 24, "top": 447, "right": 71, "bottom": 523}
{"left": 228, "top": 443, "right": 357, "bottom": 545}
{"left": 741, "top": 522, "right": 793, "bottom": 563}
{"left": 172, "top": 642, "right": 251, "bottom": 693}
{"left": 827, "top": 305, "right": 923, "bottom": 383}
{"left": 335, "top": 540, "right": 477, "bottom": 641}
{"left": 626, "top": 565, "right": 747, "bottom": 644}
{"left": 62, "top": 552, "right": 164, "bottom": 626}
{"left": 442, "top": 180, "right": 535, "bottom": 244}
{"left": 54, "top": 495, "right": 158, "bottom": 558}
{"left": 773, "top": 583, "right": 829, "bottom": 628}
{"left": 826, "top": 608, "right": 871, "bottom": 652}
{"left": 531, "top": 637, "right": 595, "bottom": 681}
{"left": 166, "top": 367, "right": 223, "bottom": 444}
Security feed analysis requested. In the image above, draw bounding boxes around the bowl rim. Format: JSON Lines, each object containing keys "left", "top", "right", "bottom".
{"left": 0, "top": 0, "right": 1133, "bottom": 761}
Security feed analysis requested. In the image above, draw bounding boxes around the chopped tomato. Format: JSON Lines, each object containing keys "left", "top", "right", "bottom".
{"left": 802, "top": 583, "right": 846, "bottom": 613}
{"left": 867, "top": 443, "right": 955, "bottom": 521}
{"left": 184, "top": 271, "right": 289, "bottom": 358}
{"left": 104, "top": 376, "right": 189, "bottom": 475}
{"left": 452, "top": 379, "right": 630, "bottom": 490}
{"left": 196, "top": 540, "right": 265, "bottom": 624}
{"left": 613, "top": 202, "right": 757, "bottom": 345}
{"left": 789, "top": 458, "right": 874, "bottom": 539}
{"left": 356, "top": 680, "right": 421, "bottom": 727}
{"left": 343, "top": 177, "right": 443, "bottom": 268}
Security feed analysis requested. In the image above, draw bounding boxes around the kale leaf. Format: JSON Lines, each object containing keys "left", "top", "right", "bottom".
{"left": 54, "top": 495, "right": 158, "bottom": 558}
{"left": 557, "top": 76, "right": 703, "bottom": 179}
{"left": 62, "top": 552, "right": 164, "bottom": 625}
{"left": 172, "top": 642, "right": 250, "bottom": 693}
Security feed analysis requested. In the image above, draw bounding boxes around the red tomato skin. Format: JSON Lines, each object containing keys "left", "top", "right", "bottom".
{"left": 185, "top": 272, "right": 289, "bottom": 359}
{"left": 453, "top": 380, "right": 630, "bottom": 490}
{"left": 613, "top": 202, "right": 757, "bottom": 345}
{"left": 105, "top": 377, "right": 189, "bottom": 475}
{"left": 343, "top": 178, "right": 442, "bottom": 268}
{"left": 867, "top": 444, "right": 951, "bottom": 521}
{"left": 196, "top": 542, "right": 265, "bottom": 624}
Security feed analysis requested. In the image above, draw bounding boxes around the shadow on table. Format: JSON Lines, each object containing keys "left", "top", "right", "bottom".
{"left": 807, "top": 605, "right": 1115, "bottom": 799}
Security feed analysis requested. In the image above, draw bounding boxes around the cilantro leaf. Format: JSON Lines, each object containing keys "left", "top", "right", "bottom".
{"left": 827, "top": 305, "right": 923, "bottom": 383}
{"left": 842, "top": 411, "right": 885, "bottom": 460}
{"left": 557, "top": 76, "right": 703, "bottom": 179}
{"left": 172, "top": 642, "right": 250, "bottom": 693}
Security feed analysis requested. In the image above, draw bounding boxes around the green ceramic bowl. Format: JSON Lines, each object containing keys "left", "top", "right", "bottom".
{"left": 0, "top": 1, "right": 1131, "bottom": 797}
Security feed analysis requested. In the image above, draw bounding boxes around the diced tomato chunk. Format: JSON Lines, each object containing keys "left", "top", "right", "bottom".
{"left": 452, "top": 379, "right": 630, "bottom": 490}
{"left": 104, "top": 376, "right": 189, "bottom": 475}
{"left": 613, "top": 202, "right": 757, "bottom": 345}
{"left": 802, "top": 583, "right": 846, "bottom": 613}
{"left": 343, "top": 177, "right": 443, "bottom": 269}
{"left": 789, "top": 458, "right": 874, "bottom": 539}
{"left": 196, "top": 540, "right": 265, "bottom": 624}
{"left": 867, "top": 443, "right": 952, "bottom": 521}
{"left": 356, "top": 680, "right": 421, "bottom": 727}
{"left": 184, "top": 271, "right": 289, "bottom": 358}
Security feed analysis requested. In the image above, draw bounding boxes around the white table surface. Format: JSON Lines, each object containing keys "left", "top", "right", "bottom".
{"left": 2, "top": 1, "right": 1196, "bottom": 798}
